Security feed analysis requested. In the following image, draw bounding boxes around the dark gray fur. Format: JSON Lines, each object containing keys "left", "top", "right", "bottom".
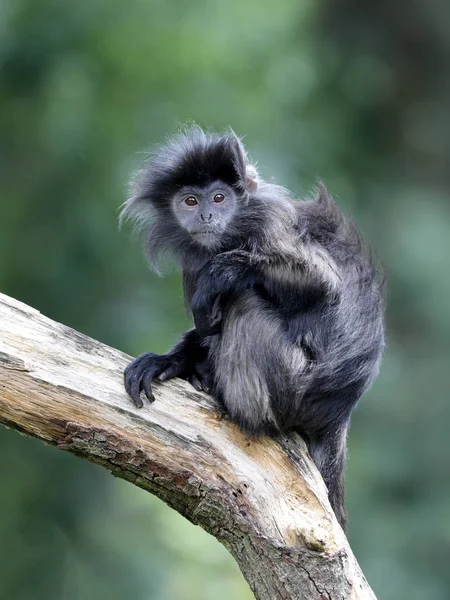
{"left": 121, "top": 126, "right": 385, "bottom": 530}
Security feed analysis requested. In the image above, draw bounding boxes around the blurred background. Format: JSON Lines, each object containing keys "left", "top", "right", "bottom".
{"left": 1, "top": 0, "right": 450, "bottom": 598}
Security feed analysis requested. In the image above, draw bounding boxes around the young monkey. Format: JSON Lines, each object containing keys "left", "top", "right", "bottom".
{"left": 121, "top": 126, "right": 385, "bottom": 530}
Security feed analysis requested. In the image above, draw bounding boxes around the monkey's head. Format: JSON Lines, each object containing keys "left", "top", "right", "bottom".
{"left": 171, "top": 181, "right": 240, "bottom": 247}
{"left": 120, "top": 126, "right": 259, "bottom": 264}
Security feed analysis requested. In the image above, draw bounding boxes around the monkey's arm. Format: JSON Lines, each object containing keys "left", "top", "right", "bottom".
{"left": 191, "top": 250, "right": 260, "bottom": 336}
{"left": 124, "top": 329, "right": 213, "bottom": 407}
{"left": 191, "top": 248, "right": 331, "bottom": 336}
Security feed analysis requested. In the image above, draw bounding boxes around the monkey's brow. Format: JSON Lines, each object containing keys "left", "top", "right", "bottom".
{"left": 177, "top": 181, "right": 229, "bottom": 195}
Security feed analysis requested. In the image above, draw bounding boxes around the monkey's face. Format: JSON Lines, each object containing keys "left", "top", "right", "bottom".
{"left": 171, "top": 181, "right": 238, "bottom": 247}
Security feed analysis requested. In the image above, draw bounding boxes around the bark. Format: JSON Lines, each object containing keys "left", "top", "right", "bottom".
{"left": 0, "top": 292, "right": 376, "bottom": 600}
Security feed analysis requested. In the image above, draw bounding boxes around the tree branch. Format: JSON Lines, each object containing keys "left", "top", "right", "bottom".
{"left": 0, "top": 292, "right": 376, "bottom": 600}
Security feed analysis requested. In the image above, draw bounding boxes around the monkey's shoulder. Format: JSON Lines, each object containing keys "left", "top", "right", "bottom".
{"left": 291, "top": 192, "right": 367, "bottom": 254}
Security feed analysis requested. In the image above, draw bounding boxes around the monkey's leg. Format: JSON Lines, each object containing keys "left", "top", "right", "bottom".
{"left": 124, "top": 329, "right": 211, "bottom": 407}
{"left": 210, "top": 293, "right": 305, "bottom": 433}
{"left": 308, "top": 423, "right": 349, "bottom": 531}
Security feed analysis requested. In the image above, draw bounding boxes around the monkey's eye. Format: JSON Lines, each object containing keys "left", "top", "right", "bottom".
{"left": 213, "top": 193, "right": 225, "bottom": 203}
{"left": 184, "top": 197, "right": 198, "bottom": 207}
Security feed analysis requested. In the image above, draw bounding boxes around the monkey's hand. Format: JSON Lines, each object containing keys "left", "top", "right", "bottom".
{"left": 124, "top": 351, "right": 212, "bottom": 408}
{"left": 191, "top": 293, "right": 223, "bottom": 338}
{"left": 191, "top": 251, "right": 256, "bottom": 336}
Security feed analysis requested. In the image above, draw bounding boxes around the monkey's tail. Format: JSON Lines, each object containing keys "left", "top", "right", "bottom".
{"left": 308, "top": 421, "right": 350, "bottom": 532}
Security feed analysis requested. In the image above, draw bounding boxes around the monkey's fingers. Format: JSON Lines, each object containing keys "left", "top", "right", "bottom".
{"left": 124, "top": 353, "right": 160, "bottom": 407}
{"left": 208, "top": 295, "right": 223, "bottom": 334}
{"left": 194, "top": 313, "right": 222, "bottom": 338}
{"left": 139, "top": 360, "right": 167, "bottom": 403}
{"left": 210, "top": 294, "right": 222, "bottom": 322}
{"left": 189, "top": 367, "right": 213, "bottom": 394}
{"left": 157, "top": 363, "right": 181, "bottom": 381}
{"left": 188, "top": 374, "right": 204, "bottom": 392}
{"left": 128, "top": 385, "right": 144, "bottom": 408}
{"left": 126, "top": 370, "right": 145, "bottom": 408}
{"left": 199, "top": 382, "right": 211, "bottom": 394}
{"left": 124, "top": 364, "right": 145, "bottom": 407}
{"left": 141, "top": 370, "right": 158, "bottom": 404}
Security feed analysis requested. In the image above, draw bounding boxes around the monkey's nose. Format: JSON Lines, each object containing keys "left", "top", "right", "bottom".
{"left": 200, "top": 213, "right": 212, "bottom": 222}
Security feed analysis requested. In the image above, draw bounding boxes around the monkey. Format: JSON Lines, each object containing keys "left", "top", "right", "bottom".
{"left": 120, "top": 126, "right": 385, "bottom": 531}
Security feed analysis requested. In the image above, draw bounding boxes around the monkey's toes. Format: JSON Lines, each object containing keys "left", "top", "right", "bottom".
{"left": 124, "top": 352, "right": 163, "bottom": 407}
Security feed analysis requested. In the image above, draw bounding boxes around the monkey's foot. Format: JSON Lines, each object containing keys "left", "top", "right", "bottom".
{"left": 186, "top": 361, "right": 214, "bottom": 395}
{"left": 124, "top": 352, "right": 213, "bottom": 407}
{"left": 124, "top": 352, "right": 187, "bottom": 408}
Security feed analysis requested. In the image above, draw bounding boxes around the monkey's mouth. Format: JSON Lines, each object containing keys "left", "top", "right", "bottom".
{"left": 192, "top": 226, "right": 223, "bottom": 236}
{"left": 192, "top": 229, "right": 222, "bottom": 246}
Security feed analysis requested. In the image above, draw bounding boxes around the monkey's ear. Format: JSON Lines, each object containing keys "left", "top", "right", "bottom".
{"left": 225, "top": 131, "right": 246, "bottom": 180}
{"left": 245, "top": 165, "right": 258, "bottom": 193}
{"left": 227, "top": 131, "right": 258, "bottom": 193}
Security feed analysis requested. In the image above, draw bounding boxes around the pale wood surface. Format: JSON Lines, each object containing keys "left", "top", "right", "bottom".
{"left": 0, "top": 292, "right": 376, "bottom": 600}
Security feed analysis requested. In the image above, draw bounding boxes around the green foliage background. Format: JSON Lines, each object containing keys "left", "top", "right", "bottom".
{"left": 1, "top": 1, "right": 450, "bottom": 598}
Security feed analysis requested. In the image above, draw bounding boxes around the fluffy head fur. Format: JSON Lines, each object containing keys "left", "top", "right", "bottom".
{"left": 119, "top": 125, "right": 293, "bottom": 268}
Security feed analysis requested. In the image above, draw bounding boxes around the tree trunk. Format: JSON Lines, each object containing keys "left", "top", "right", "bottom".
{"left": 0, "top": 292, "right": 376, "bottom": 600}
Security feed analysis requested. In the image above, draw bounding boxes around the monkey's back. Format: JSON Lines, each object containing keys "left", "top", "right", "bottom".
{"left": 209, "top": 189, "right": 385, "bottom": 435}
{"left": 287, "top": 190, "right": 385, "bottom": 430}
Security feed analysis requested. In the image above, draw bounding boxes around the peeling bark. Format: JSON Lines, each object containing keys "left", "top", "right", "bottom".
{"left": 0, "top": 292, "right": 376, "bottom": 600}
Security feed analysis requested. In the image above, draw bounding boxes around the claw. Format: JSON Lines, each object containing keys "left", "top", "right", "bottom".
{"left": 142, "top": 371, "right": 156, "bottom": 403}
{"left": 129, "top": 370, "right": 145, "bottom": 406}
{"left": 132, "top": 393, "right": 144, "bottom": 409}
{"left": 189, "top": 374, "right": 203, "bottom": 392}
